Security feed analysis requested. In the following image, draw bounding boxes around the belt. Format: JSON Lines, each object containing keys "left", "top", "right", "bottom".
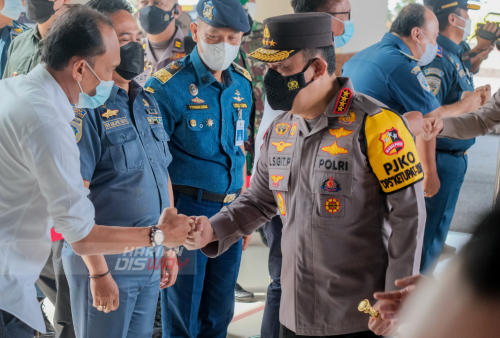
{"left": 437, "top": 149, "right": 468, "bottom": 157}
{"left": 172, "top": 185, "right": 240, "bottom": 203}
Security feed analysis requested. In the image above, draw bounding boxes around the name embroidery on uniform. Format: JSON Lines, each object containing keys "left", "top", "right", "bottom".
{"left": 380, "top": 128, "right": 405, "bottom": 155}
{"left": 101, "top": 109, "right": 119, "bottom": 119}
{"left": 147, "top": 116, "right": 163, "bottom": 125}
{"left": 233, "top": 103, "right": 248, "bottom": 109}
{"left": 272, "top": 141, "right": 293, "bottom": 152}
{"left": 321, "top": 142, "right": 348, "bottom": 156}
{"left": 324, "top": 197, "right": 341, "bottom": 214}
{"left": 275, "top": 123, "right": 290, "bottom": 136}
{"left": 334, "top": 88, "right": 353, "bottom": 114}
{"left": 187, "top": 104, "right": 210, "bottom": 110}
{"left": 338, "top": 111, "right": 356, "bottom": 125}
{"left": 329, "top": 127, "right": 353, "bottom": 138}
{"left": 103, "top": 117, "right": 129, "bottom": 130}
{"left": 277, "top": 192, "right": 286, "bottom": 216}
{"left": 290, "top": 122, "right": 298, "bottom": 137}
{"left": 321, "top": 176, "right": 341, "bottom": 192}
{"left": 271, "top": 175, "right": 284, "bottom": 187}
{"left": 269, "top": 156, "right": 292, "bottom": 167}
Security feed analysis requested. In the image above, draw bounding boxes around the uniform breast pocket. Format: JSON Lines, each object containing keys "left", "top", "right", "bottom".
{"left": 182, "top": 112, "right": 218, "bottom": 157}
{"left": 106, "top": 127, "right": 144, "bottom": 173}
{"left": 151, "top": 126, "right": 172, "bottom": 167}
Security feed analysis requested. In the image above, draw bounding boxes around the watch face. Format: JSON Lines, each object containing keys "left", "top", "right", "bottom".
{"left": 154, "top": 231, "right": 165, "bottom": 246}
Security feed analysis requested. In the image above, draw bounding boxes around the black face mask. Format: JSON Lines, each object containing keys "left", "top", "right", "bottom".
{"left": 116, "top": 42, "right": 145, "bottom": 81}
{"left": 26, "top": 0, "right": 56, "bottom": 24}
{"left": 264, "top": 60, "right": 316, "bottom": 112}
{"left": 139, "top": 5, "right": 176, "bottom": 35}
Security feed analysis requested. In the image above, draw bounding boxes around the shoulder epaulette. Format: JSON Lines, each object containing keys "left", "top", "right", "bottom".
{"left": 353, "top": 94, "right": 385, "bottom": 117}
{"left": 232, "top": 62, "right": 252, "bottom": 82}
{"left": 152, "top": 61, "right": 184, "bottom": 84}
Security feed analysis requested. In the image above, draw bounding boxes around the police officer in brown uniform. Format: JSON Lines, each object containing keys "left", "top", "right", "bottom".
{"left": 186, "top": 13, "right": 427, "bottom": 338}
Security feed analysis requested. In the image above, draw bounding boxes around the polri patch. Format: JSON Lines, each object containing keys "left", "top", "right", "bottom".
{"left": 321, "top": 176, "right": 341, "bottom": 193}
{"left": 186, "top": 104, "right": 209, "bottom": 110}
{"left": 275, "top": 123, "right": 290, "bottom": 136}
{"left": 334, "top": 88, "right": 353, "bottom": 114}
{"left": 380, "top": 128, "right": 405, "bottom": 156}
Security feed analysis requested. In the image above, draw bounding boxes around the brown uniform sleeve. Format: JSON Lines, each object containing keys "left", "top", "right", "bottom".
{"left": 440, "top": 88, "right": 500, "bottom": 139}
{"left": 201, "top": 128, "right": 278, "bottom": 258}
{"left": 384, "top": 183, "right": 426, "bottom": 291}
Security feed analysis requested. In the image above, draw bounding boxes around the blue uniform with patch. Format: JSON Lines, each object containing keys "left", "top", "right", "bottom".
{"left": 0, "top": 21, "right": 28, "bottom": 78}
{"left": 145, "top": 46, "right": 251, "bottom": 338}
{"left": 62, "top": 82, "right": 172, "bottom": 338}
{"left": 343, "top": 33, "right": 441, "bottom": 116}
{"left": 420, "top": 34, "right": 475, "bottom": 273}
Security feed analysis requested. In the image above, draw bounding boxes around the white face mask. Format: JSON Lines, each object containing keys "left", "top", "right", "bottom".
{"left": 199, "top": 38, "right": 240, "bottom": 71}
{"left": 454, "top": 14, "right": 472, "bottom": 41}
{"left": 416, "top": 30, "right": 439, "bottom": 67}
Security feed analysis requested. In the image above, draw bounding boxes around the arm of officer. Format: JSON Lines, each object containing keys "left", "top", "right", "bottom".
{"left": 439, "top": 87, "right": 500, "bottom": 139}
{"left": 364, "top": 109, "right": 426, "bottom": 292}
{"left": 199, "top": 127, "right": 278, "bottom": 258}
{"left": 2, "top": 33, "right": 16, "bottom": 79}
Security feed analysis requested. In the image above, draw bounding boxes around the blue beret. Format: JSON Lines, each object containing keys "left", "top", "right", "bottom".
{"left": 196, "top": 0, "right": 250, "bottom": 33}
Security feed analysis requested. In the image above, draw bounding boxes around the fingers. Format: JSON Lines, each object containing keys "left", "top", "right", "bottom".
{"left": 395, "top": 274, "right": 422, "bottom": 288}
{"left": 374, "top": 291, "right": 402, "bottom": 301}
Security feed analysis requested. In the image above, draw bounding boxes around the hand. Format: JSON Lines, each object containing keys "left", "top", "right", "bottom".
{"left": 475, "top": 85, "right": 492, "bottom": 106}
{"left": 422, "top": 117, "right": 444, "bottom": 141}
{"left": 373, "top": 275, "right": 425, "bottom": 320}
{"left": 157, "top": 207, "right": 192, "bottom": 247}
{"left": 90, "top": 274, "right": 119, "bottom": 313}
{"left": 461, "top": 90, "right": 483, "bottom": 113}
{"left": 184, "top": 216, "right": 214, "bottom": 251}
{"left": 476, "top": 22, "right": 500, "bottom": 51}
{"left": 403, "top": 111, "right": 424, "bottom": 136}
{"left": 423, "top": 170, "right": 440, "bottom": 198}
{"left": 367, "top": 300, "right": 398, "bottom": 336}
{"left": 242, "top": 235, "right": 252, "bottom": 251}
{"left": 160, "top": 250, "right": 178, "bottom": 289}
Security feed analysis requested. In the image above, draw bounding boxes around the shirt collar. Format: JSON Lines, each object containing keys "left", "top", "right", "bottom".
{"left": 107, "top": 84, "right": 120, "bottom": 104}
{"left": 32, "top": 25, "right": 42, "bottom": 42}
{"left": 27, "top": 64, "right": 74, "bottom": 122}
{"left": 437, "top": 34, "right": 460, "bottom": 55}
{"left": 171, "top": 25, "right": 185, "bottom": 53}
{"left": 191, "top": 46, "right": 234, "bottom": 89}
{"left": 382, "top": 33, "right": 420, "bottom": 61}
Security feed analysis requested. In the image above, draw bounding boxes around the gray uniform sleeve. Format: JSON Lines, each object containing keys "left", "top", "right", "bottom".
{"left": 202, "top": 129, "right": 278, "bottom": 258}
{"left": 384, "top": 183, "right": 426, "bottom": 291}
{"left": 440, "top": 88, "right": 500, "bottom": 139}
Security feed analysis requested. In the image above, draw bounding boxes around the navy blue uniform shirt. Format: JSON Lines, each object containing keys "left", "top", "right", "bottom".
{"left": 343, "top": 33, "right": 441, "bottom": 116}
{"left": 145, "top": 46, "right": 252, "bottom": 194}
{"left": 72, "top": 81, "right": 172, "bottom": 227}
{"left": 0, "top": 21, "right": 28, "bottom": 78}
{"left": 423, "top": 34, "right": 475, "bottom": 152}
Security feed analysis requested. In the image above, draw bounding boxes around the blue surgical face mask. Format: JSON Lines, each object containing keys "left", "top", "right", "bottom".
{"left": 75, "top": 61, "right": 114, "bottom": 109}
{"left": 416, "top": 30, "right": 438, "bottom": 67}
{"left": 1, "top": 0, "right": 23, "bottom": 20}
{"left": 332, "top": 16, "right": 354, "bottom": 48}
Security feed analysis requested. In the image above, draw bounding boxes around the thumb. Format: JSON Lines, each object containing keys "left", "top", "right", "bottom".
{"left": 159, "top": 207, "right": 178, "bottom": 224}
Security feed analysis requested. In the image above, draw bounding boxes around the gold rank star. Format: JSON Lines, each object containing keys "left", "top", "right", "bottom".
{"left": 206, "top": 118, "right": 214, "bottom": 127}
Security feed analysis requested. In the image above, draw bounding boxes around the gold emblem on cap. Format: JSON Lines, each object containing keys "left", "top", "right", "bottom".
{"left": 262, "top": 24, "right": 276, "bottom": 46}
{"left": 249, "top": 48, "right": 295, "bottom": 62}
{"left": 190, "top": 119, "right": 197, "bottom": 127}
{"left": 189, "top": 84, "right": 198, "bottom": 96}
{"left": 358, "top": 300, "right": 379, "bottom": 319}
{"left": 288, "top": 79, "right": 299, "bottom": 91}
{"left": 203, "top": 2, "right": 214, "bottom": 20}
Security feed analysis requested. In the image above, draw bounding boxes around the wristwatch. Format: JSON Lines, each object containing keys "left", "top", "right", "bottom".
{"left": 149, "top": 225, "right": 165, "bottom": 248}
{"left": 164, "top": 246, "right": 180, "bottom": 254}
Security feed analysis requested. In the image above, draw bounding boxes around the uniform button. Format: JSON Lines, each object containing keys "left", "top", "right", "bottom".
{"left": 141, "top": 131, "right": 145, "bottom": 136}
{"left": 159, "top": 183, "right": 163, "bottom": 187}
{"left": 122, "top": 135, "right": 127, "bottom": 140}
{"left": 222, "top": 119, "right": 225, "bottom": 123}
{"left": 150, "top": 157, "right": 154, "bottom": 162}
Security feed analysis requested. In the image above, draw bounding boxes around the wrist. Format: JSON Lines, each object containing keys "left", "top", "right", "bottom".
{"left": 89, "top": 270, "right": 111, "bottom": 279}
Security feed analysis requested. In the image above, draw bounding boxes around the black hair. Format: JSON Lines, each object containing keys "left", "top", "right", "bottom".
{"left": 42, "top": 5, "right": 114, "bottom": 71}
{"left": 86, "top": 0, "right": 133, "bottom": 15}
{"left": 436, "top": 7, "right": 461, "bottom": 32}
{"left": 291, "top": 0, "right": 330, "bottom": 13}
{"left": 461, "top": 209, "right": 500, "bottom": 299}
{"left": 389, "top": 3, "right": 427, "bottom": 37}
{"left": 302, "top": 45, "right": 336, "bottom": 76}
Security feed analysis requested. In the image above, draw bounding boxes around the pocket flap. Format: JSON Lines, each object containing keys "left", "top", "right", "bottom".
{"left": 106, "top": 127, "right": 138, "bottom": 145}
{"left": 151, "top": 126, "right": 169, "bottom": 141}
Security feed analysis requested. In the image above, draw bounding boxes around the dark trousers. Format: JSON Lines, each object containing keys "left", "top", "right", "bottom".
{"left": 162, "top": 191, "right": 243, "bottom": 338}
{"left": 36, "top": 240, "right": 76, "bottom": 338}
{"left": 280, "top": 325, "right": 379, "bottom": 338}
{"left": 261, "top": 215, "right": 283, "bottom": 338}
{"left": 421, "top": 152, "right": 468, "bottom": 273}
{"left": 0, "top": 310, "right": 34, "bottom": 338}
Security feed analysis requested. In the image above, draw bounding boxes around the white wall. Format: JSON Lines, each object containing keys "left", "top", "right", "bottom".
{"left": 255, "top": 0, "right": 389, "bottom": 54}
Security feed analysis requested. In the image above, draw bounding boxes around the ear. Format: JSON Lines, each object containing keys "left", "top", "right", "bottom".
{"left": 174, "top": 4, "right": 182, "bottom": 17}
{"left": 311, "top": 58, "right": 328, "bottom": 80}
{"left": 191, "top": 22, "right": 199, "bottom": 42}
{"left": 410, "top": 26, "right": 421, "bottom": 42}
{"left": 72, "top": 59, "right": 86, "bottom": 83}
{"left": 448, "top": 12, "right": 456, "bottom": 26}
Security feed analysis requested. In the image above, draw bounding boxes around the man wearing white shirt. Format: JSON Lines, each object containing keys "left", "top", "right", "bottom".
{"left": 0, "top": 5, "right": 196, "bottom": 337}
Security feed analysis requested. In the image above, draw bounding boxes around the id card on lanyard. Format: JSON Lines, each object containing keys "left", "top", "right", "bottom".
{"left": 235, "top": 108, "right": 245, "bottom": 146}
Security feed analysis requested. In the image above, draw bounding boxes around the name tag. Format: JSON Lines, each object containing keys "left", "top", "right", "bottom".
{"left": 187, "top": 104, "right": 209, "bottom": 110}
{"left": 233, "top": 103, "right": 248, "bottom": 109}
{"left": 235, "top": 120, "right": 245, "bottom": 146}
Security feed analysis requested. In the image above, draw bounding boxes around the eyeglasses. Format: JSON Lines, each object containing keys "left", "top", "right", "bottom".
{"left": 327, "top": 11, "right": 351, "bottom": 21}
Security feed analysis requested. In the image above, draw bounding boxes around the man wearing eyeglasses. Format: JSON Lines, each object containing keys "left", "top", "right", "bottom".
{"left": 253, "top": 1, "right": 353, "bottom": 337}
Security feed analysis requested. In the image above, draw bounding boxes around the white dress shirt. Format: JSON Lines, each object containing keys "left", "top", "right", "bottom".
{"left": 252, "top": 98, "right": 284, "bottom": 175}
{"left": 0, "top": 64, "right": 95, "bottom": 333}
